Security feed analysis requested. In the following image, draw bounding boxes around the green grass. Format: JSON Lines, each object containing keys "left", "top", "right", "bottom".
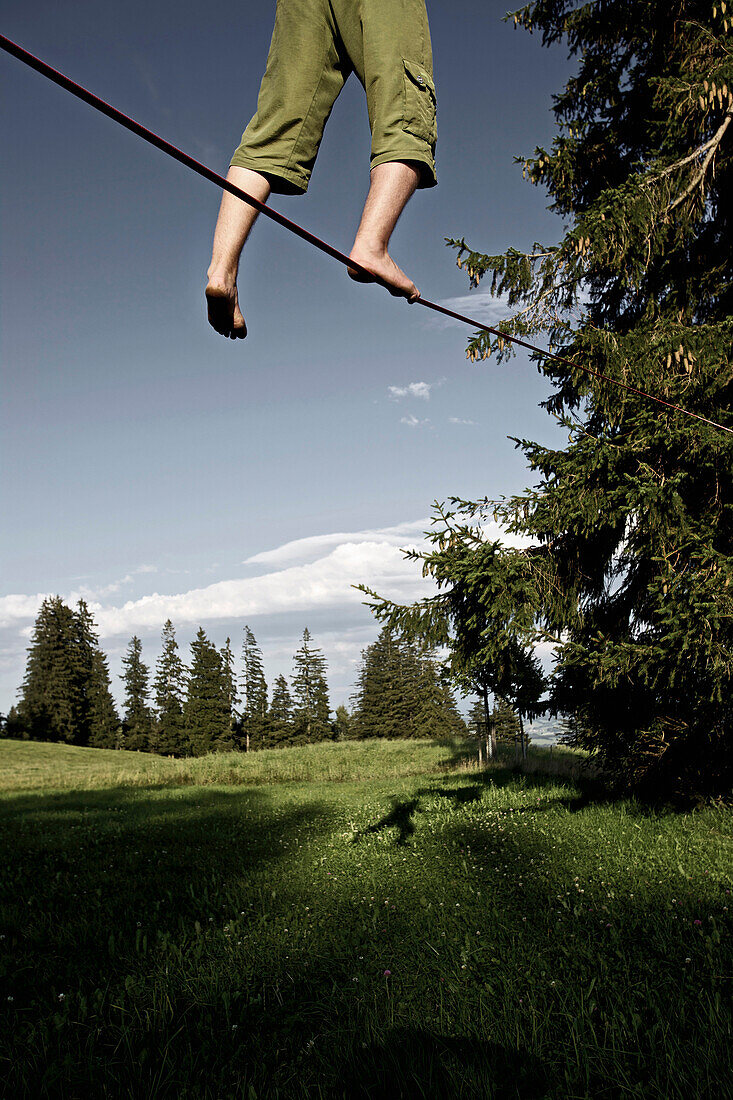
{"left": 0, "top": 736, "right": 469, "bottom": 792}
{"left": 0, "top": 738, "right": 731, "bottom": 1099}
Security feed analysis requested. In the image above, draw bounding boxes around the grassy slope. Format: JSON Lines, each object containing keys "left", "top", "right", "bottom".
{"left": 0, "top": 739, "right": 731, "bottom": 1099}
{"left": 0, "top": 737, "right": 469, "bottom": 792}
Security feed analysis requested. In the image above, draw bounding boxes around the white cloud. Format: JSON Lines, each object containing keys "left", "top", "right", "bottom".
{"left": 0, "top": 593, "right": 54, "bottom": 630}
{"left": 433, "top": 292, "right": 512, "bottom": 330}
{"left": 0, "top": 520, "right": 539, "bottom": 710}
{"left": 401, "top": 414, "right": 431, "bottom": 428}
{"left": 388, "top": 381, "right": 433, "bottom": 401}
{"left": 91, "top": 540, "right": 436, "bottom": 636}
{"left": 244, "top": 520, "right": 427, "bottom": 569}
{"left": 449, "top": 417, "right": 477, "bottom": 426}
{"left": 0, "top": 519, "right": 531, "bottom": 643}
{"left": 0, "top": 523, "right": 434, "bottom": 641}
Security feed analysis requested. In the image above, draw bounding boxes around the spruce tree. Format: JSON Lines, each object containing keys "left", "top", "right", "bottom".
{"left": 153, "top": 620, "right": 188, "bottom": 756}
{"left": 216, "top": 637, "right": 239, "bottom": 752}
{"left": 184, "top": 628, "right": 230, "bottom": 755}
{"left": 411, "top": 645, "right": 467, "bottom": 740}
{"left": 87, "top": 648, "right": 120, "bottom": 749}
{"left": 121, "top": 636, "right": 153, "bottom": 751}
{"left": 19, "top": 597, "right": 80, "bottom": 743}
{"left": 351, "top": 627, "right": 405, "bottom": 739}
{"left": 268, "top": 674, "right": 294, "bottom": 746}
{"left": 351, "top": 628, "right": 466, "bottom": 740}
{"left": 291, "top": 628, "right": 331, "bottom": 743}
{"left": 366, "top": 2, "right": 733, "bottom": 798}
{"left": 333, "top": 704, "right": 352, "bottom": 741}
{"left": 74, "top": 600, "right": 119, "bottom": 749}
{"left": 240, "top": 626, "right": 268, "bottom": 751}
{"left": 468, "top": 699, "right": 486, "bottom": 741}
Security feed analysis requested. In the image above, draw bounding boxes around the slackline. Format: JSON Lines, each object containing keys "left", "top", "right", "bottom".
{"left": 1, "top": 33, "right": 731, "bottom": 438}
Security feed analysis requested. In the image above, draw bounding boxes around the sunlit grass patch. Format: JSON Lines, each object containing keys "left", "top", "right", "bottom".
{"left": 0, "top": 736, "right": 466, "bottom": 792}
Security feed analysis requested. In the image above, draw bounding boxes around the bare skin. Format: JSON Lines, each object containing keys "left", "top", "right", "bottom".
{"left": 205, "top": 161, "right": 420, "bottom": 339}
{"left": 206, "top": 167, "right": 271, "bottom": 339}
{"left": 347, "top": 160, "right": 420, "bottom": 301}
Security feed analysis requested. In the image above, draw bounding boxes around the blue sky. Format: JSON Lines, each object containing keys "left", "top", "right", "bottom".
{"left": 1, "top": 1, "right": 575, "bottom": 717}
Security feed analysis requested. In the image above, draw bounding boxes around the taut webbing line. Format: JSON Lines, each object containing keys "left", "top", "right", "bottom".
{"left": 1, "top": 33, "right": 731, "bottom": 438}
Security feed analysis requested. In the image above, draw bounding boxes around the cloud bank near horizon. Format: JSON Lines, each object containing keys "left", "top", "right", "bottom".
{"left": 0, "top": 518, "right": 547, "bottom": 715}
{"left": 0, "top": 516, "right": 533, "bottom": 640}
{"left": 0, "top": 520, "right": 436, "bottom": 639}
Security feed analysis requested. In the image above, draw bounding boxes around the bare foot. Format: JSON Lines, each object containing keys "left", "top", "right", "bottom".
{"left": 205, "top": 276, "right": 247, "bottom": 339}
{"left": 347, "top": 243, "right": 419, "bottom": 302}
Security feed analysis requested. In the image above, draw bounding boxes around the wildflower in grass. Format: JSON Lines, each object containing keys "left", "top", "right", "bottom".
{"left": 58, "top": 993, "right": 66, "bottom": 1002}
{"left": 694, "top": 920, "right": 702, "bottom": 926}
{"left": 383, "top": 969, "right": 391, "bottom": 977}
{"left": 685, "top": 958, "right": 691, "bottom": 964}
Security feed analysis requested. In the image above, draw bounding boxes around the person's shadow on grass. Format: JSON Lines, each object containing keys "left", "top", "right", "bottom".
{"left": 356, "top": 798, "right": 420, "bottom": 845}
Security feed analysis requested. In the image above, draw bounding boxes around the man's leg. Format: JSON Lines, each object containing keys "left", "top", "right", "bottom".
{"left": 206, "top": 167, "right": 271, "bottom": 339}
{"left": 347, "top": 160, "right": 420, "bottom": 301}
{"left": 333, "top": 0, "right": 436, "bottom": 302}
{"left": 206, "top": 0, "right": 349, "bottom": 339}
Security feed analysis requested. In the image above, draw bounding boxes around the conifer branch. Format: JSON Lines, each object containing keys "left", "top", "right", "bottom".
{"left": 665, "top": 107, "right": 733, "bottom": 211}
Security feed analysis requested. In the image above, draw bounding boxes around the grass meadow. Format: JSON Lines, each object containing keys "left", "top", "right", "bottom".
{"left": 0, "top": 738, "right": 730, "bottom": 1098}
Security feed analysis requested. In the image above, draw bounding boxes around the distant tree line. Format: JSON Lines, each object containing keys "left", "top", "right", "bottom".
{"left": 2, "top": 599, "right": 467, "bottom": 754}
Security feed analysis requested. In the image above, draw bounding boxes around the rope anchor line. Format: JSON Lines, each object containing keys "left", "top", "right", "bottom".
{"left": 1, "top": 33, "right": 730, "bottom": 438}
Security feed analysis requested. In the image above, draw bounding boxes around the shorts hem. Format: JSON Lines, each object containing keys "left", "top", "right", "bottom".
{"left": 370, "top": 150, "right": 437, "bottom": 189}
{"left": 229, "top": 155, "right": 310, "bottom": 195}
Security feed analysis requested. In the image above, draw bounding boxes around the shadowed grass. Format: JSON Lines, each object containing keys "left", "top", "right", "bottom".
{"left": 0, "top": 740, "right": 730, "bottom": 1098}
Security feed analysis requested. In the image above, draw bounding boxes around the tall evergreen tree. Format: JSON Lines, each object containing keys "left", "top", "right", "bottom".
{"left": 291, "top": 628, "right": 331, "bottom": 743}
{"left": 216, "top": 637, "right": 239, "bottom": 752}
{"left": 184, "top": 628, "right": 230, "bottom": 756}
{"left": 121, "top": 636, "right": 153, "bottom": 751}
{"left": 332, "top": 704, "right": 352, "bottom": 741}
{"left": 351, "top": 627, "right": 405, "bottom": 739}
{"left": 74, "top": 600, "right": 119, "bottom": 749}
{"left": 268, "top": 674, "right": 294, "bottom": 746}
{"left": 87, "top": 648, "right": 120, "bottom": 749}
{"left": 153, "top": 620, "right": 188, "bottom": 756}
{"left": 434, "top": 0, "right": 733, "bottom": 797}
{"left": 413, "top": 648, "right": 467, "bottom": 740}
{"left": 240, "top": 626, "right": 268, "bottom": 751}
{"left": 351, "top": 628, "right": 466, "bottom": 740}
{"left": 19, "top": 597, "right": 81, "bottom": 743}
{"left": 364, "top": 1, "right": 733, "bottom": 797}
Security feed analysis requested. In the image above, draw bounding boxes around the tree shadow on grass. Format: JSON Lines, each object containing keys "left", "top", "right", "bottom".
{"left": 0, "top": 784, "right": 336, "bottom": 988}
{"left": 330, "top": 1026, "right": 549, "bottom": 1099}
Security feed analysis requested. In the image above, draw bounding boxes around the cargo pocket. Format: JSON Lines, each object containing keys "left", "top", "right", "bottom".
{"left": 402, "top": 58, "right": 437, "bottom": 147}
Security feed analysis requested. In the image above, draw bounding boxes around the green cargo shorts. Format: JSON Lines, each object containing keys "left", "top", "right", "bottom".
{"left": 230, "top": 0, "right": 437, "bottom": 193}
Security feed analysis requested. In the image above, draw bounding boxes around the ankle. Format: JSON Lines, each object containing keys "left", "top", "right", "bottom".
{"left": 351, "top": 236, "right": 388, "bottom": 257}
{"left": 206, "top": 264, "right": 238, "bottom": 286}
